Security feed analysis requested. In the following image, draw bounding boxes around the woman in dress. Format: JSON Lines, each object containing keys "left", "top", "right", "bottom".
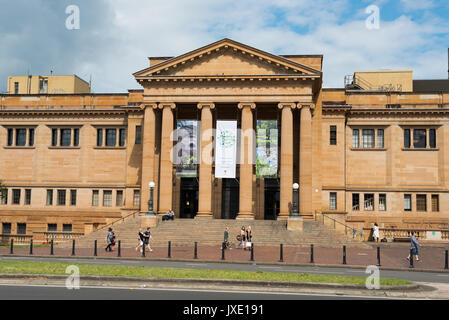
{"left": 373, "top": 223, "right": 380, "bottom": 243}
{"left": 240, "top": 226, "right": 246, "bottom": 249}
{"left": 246, "top": 226, "right": 252, "bottom": 250}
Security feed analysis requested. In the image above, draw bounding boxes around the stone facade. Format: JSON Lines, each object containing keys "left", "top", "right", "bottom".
{"left": 1, "top": 38, "right": 449, "bottom": 240}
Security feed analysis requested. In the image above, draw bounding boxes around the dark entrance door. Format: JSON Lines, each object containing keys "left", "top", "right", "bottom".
{"left": 221, "top": 178, "right": 239, "bottom": 219}
{"left": 264, "top": 178, "right": 280, "bottom": 220}
{"left": 180, "top": 178, "right": 198, "bottom": 219}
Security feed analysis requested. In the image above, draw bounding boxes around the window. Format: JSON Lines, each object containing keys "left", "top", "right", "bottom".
{"left": 39, "top": 78, "right": 48, "bottom": 94}
{"left": 17, "top": 223, "right": 26, "bottom": 235}
{"left": 364, "top": 194, "right": 374, "bottom": 211}
{"left": 14, "top": 82, "right": 19, "bottom": 94}
{"left": 329, "top": 126, "right": 337, "bottom": 145}
{"left": 46, "top": 190, "right": 53, "bottom": 206}
{"left": 70, "top": 190, "right": 77, "bottom": 206}
{"left": 379, "top": 194, "right": 386, "bottom": 211}
{"left": 133, "top": 190, "right": 140, "bottom": 207}
{"left": 28, "top": 129, "right": 34, "bottom": 147}
{"left": 2, "top": 223, "right": 11, "bottom": 234}
{"left": 92, "top": 190, "right": 99, "bottom": 206}
{"left": 362, "top": 129, "right": 375, "bottom": 148}
{"left": 429, "top": 129, "right": 436, "bottom": 148}
{"left": 25, "top": 189, "right": 31, "bottom": 205}
{"left": 106, "top": 129, "right": 117, "bottom": 147}
{"left": 416, "top": 194, "right": 427, "bottom": 211}
{"left": 63, "top": 224, "right": 72, "bottom": 232}
{"left": 12, "top": 189, "right": 20, "bottom": 205}
{"left": 60, "top": 129, "right": 71, "bottom": 146}
{"left": 16, "top": 129, "right": 26, "bottom": 146}
{"left": 119, "top": 129, "right": 126, "bottom": 147}
{"left": 404, "top": 194, "right": 412, "bottom": 211}
{"left": 352, "top": 129, "right": 359, "bottom": 148}
{"left": 52, "top": 129, "right": 58, "bottom": 146}
{"left": 7, "top": 129, "right": 13, "bottom": 146}
{"left": 97, "top": 129, "right": 103, "bottom": 146}
{"left": 116, "top": 190, "right": 123, "bottom": 207}
{"left": 404, "top": 129, "right": 410, "bottom": 148}
{"left": 73, "top": 128, "right": 79, "bottom": 147}
{"left": 135, "top": 126, "right": 142, "bottom": 145}
{"left": 57, "top": 190, "right": 66, "bottom": 206}
{"left": 47, "top": 224, "right": 57, "bottom": 232}
{"left": 352, "top": 193, "right": 360, "bottom": 211}
{"left": 329, "top": 192, "right": 337, "bottom": 210}
{"left": 413, "top": 129, "right": 426, "bottom": 148}
{"left": 103, "top": 190, "right": 113, "bottom": 207}
{"left": 1, "top": 188, "right": 7, "bottom": 205}
{"left": 377, "top": 129, "right": 384, "bottom": 148}
{"left": 432, "top": 195, "right": 439, "bottom": 212}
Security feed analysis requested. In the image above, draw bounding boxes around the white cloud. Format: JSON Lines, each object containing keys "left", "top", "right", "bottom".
{"left": 400, "top": 0, "right": 435, "bottom": 11}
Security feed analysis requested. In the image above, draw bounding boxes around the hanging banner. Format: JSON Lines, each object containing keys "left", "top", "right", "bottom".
{"left": 175, "top": 120, "right": 199, "bottom": 177}
{"left": 256, "top": 120, "right": 278, "bottom": 178}
{"left": 215, "top": 120, "right": 237, "bottom": 178}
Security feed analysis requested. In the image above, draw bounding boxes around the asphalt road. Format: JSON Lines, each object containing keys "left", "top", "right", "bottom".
{"left": 0, "top": 284, "right": 402, "bottom": 300}
{"left": 1, "top": 256, "right": 448, "bottom": 284}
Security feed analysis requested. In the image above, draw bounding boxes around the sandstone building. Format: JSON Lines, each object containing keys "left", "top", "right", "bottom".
{"left": 1, "top": 39, "right": 449, "bottom": 242}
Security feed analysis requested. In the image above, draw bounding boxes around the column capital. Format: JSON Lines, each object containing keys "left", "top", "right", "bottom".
{"left": 197, "top": 102, "right": 215, "bottom": 110}
{"left": 238, "top": 102, "right": 256, "bottom": 110}
{"left": 277, "top": 102, "right": 296, "bottom": 110}
{"left": 140, "top": 103, "right": 158, "bottom": 109}
{"left": 158, "top": 102, "right": 176, "bottom": 110}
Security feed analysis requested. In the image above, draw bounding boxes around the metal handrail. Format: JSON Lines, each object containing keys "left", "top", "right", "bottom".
{"left": 95, "top": 210, "right": 141, "bottom": 233}
{"left": 318, "top": 211, "right": 364, "bottom": 239}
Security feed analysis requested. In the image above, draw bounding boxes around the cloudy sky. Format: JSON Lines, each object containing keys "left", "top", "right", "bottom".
{"left": 1, "top": 0, "right": 448, "bottom": 93}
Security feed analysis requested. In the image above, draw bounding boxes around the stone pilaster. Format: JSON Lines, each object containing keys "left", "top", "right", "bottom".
{"left": 278, "top": 103, "right": 295, "bottom": 220}
{"left": 196, "top": 102, "right": 215, "bottom": 219}
{"left": 299, "top": 105, "right": 313, "bottom": 216}
{"left": 158, "top": 103, "right": 176, "bottom": 215}
{"left": 237, "top": 102, "right": 256, "bottom": 220}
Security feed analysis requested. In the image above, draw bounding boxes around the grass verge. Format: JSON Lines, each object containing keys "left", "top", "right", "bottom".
{"left": 0, "top": 260, "right": 411, "bottom": 286}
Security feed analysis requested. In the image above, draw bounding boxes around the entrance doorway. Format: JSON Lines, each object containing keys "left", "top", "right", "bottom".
{"left": 180, "top": 178, "right": 198, "bottom": 219}
{"left": 264, "top": 179, "right": 280, "bottom": 220}
{"left": 221, "top": 178, "right": 239, "bottom": 219}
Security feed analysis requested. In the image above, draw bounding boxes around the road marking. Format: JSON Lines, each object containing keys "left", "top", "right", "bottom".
{"left": 258, "top": 266, "right": 282, "bottom": 269}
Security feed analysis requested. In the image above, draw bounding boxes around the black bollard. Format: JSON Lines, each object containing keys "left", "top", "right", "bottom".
{"left": 29, "top": 239, "right": 33, "bottom": 255}
{"left": 167, "top": 241, "right": 171, "bottom": 259}
{"left": 376, "top": 246, "right": 381, "bottom": 267}
{"left": 117, "top": 240, "right": 121, "bottom": 257}
{"left": 409, "top": 248, "right": 414, "bottom": 268}
{"left": 142, "top": 240, "right": 146, "bottom": 257}
{"left": 194, "top": 242, "right": 198, "bottom": 260}
{"left": 445, "top": 250, "right": 448, "bottom": 270}
{"left": 10, "top": 239, "right": 14, "bottom": 255}
{"left": 250, "top": 243, "right": 254, "bottom": 262}
{"left": 310, "top": 244, "right": 314, "bottom": 264}
{"left": 221, "top": 242, "right": 225, "bottom": 260}
{"left": 71, "top": 240, "right": 76, "bottom": 256}
{"left": 94, "top": 240, "right": 97, "bottom": 257}
{"left": 343, "top": 245, "right": 347, "bottom": 265}
{"left": 50, "top": 240, "right": 54, "bottom": 256}
{"left": 279, "top": 244, "right": 284, "bottom": 262}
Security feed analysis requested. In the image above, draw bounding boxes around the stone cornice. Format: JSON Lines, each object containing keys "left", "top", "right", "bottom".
{"left": 348, "top": 108, "right": 449, "bottom": 116}
{"left": 0, "top": 109, "right": 129, "bottom": 116}
{"left": 136, "top": 74, "right": 319, "bottom": 84}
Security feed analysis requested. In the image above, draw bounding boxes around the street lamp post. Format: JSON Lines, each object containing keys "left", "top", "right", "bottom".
{"left": 147, "top": 181, "right": 155, "bottom": 216}
{"left": 292, "top": 183, "right": 299, "bottom": 217}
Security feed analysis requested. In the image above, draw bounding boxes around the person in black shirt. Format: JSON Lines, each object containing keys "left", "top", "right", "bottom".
{"left": 144, "top": 227, "right": 153, "bottom": 252}
{"left": 136, "top": 228, "right": 145, "bottom": 253}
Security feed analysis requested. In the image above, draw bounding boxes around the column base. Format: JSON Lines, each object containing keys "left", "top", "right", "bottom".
{"left": 236, "top": 212, "right": 255, "bottom": 220}
{"left": 195, "top": 212, "right": 213, "bottom": 219}
{"left": 277, "top": 213, "right": 290, "bottom": 221}
{"left": 140, "top": 215, "right": 158, "bottom": 228}
{"left": 287, "top": 216, "right": 304, "bottom": 232}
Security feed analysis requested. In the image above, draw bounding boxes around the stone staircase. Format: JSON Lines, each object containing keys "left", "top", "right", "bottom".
{"left": 61, "top": 217, "right": 367, "bottom": 248}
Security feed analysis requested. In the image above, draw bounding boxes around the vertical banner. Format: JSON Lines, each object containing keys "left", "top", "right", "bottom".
{"left": 215, "top": 120, "right": 237, "bottom": 178}
{"left": 256, "top": 120, "right": 278, "bottom": 178}
{"left": 175, "top": 120, "right": 199, "bottom": 177}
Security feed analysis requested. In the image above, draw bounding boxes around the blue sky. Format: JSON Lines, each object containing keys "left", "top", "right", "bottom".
{"left": 0, "top": 0, "right": 448, "bottom": 93}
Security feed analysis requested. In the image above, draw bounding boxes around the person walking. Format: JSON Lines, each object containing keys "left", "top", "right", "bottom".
{"left": 245, "top": 226, "right": 252, "bottom": 250}
{"left": 136, "top": 228, "right": 145, "bottom": 253}
{"left": 224, "top": 227, "right": 231, "bottom": 250}
{"left": 105, "top": 228, "right": 115, "bottom": 252}
{"left": 406, "top": 231, "right": 421, "bottom": 262}
{"left": 373, "top": 223, "right": 380, "bottom": 243}
{"left": 239, "top": 226, "right": 246, "bottom": 249}
{"left": 144, "top": 227, "right": 153, "bottom": 252}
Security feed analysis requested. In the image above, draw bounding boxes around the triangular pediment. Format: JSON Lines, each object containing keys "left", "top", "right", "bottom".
{"left": 134, "top": 39, "right": 321, "bottom": 79}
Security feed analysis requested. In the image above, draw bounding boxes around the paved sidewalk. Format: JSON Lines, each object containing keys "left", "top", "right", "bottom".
{"left": 1, "top": 243, "right": 449, "bottom": 272}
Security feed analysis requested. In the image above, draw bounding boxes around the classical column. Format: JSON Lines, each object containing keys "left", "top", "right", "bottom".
{"left": 237, "top": 102, "right": 256, "bottom": 220}
{"left": 196, "top": 102, "right": 215, "bottom": 218}
{"left": 158, "top": 103, "right": 176, "bottom": 215}
{"left": 299, "top": 105, "right": 312, "bottom": 216}
{"left": 140, "top": 104, "right": 158, "bottom": 213}
{"left": 278, "top": 103, "right": 295, "bottom": 220}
